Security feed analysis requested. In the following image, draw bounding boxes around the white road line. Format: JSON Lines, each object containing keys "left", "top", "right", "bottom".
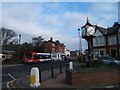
{"left": 6, "top": 82, "right": 11, "bottom": 90}
{"left": 44, "top": 71, "right": 49, "bottom": 72}
{"left": 8, "top": 73, "right": 16, "bottom": 80}
{"left": 106, "top": 86, "right": 115, "bottom": 88}
{"left": 2, "top": 74, "right": 8, "bottom": 76}
{"left": 2, "top": 64, "right": 23, "bottom": 68}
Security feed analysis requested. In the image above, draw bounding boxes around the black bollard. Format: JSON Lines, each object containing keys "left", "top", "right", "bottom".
{"left": 51, "top": 67, "right": 54, "bottom": 77}
{"left": 39, "top": 69, "right": 41, "bottom": 82}
{"left": 60, "top": 65, "right": 62, "bottom": 74}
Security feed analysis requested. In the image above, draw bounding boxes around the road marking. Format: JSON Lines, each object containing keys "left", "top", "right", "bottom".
{"left": 10, "top": 80, "right": 17, "bottom": 89}
{"left": 2, "top": 64, "right": 23, "bottom": 68}
{"left": 44, "top": 71, "right": 49, "bottom": 72}
{"left": 6, "top": 82, "right": 11, "bottom": 89}
{"left": 2, "top": 74, "right": 8, "bottom": 76}
{"left": 106, "top": 86, "right": 115, "bottom": 88}
{"left": 8, "top": 73, "right": 16, "bottom": 80}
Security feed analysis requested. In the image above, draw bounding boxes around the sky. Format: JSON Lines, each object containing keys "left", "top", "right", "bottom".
{"left": 1, "top": 1, "right": 119, "bottom": 51}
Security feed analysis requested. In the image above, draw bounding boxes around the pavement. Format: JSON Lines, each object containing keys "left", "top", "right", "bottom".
{"left": 41, "top": 73, "right": 69, "bottom": 87}
{"left": 2, "top": 66, "right": 70, "bottom": 89}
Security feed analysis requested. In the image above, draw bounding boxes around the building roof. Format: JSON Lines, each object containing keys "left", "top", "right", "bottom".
{"left": 96, "top": 26, "right": 107, "bottom": 35}
{"left": 82, "top": 18, "right": 120, "bottom": 35}
{"left": 107, "top": 22, "right": 120, "bottom": 35}
{"left": 46, "top": 37, "right": 65, "bottom": 47}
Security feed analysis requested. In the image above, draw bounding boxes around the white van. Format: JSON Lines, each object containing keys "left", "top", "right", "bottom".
{"left": 51, "top": 52, "right": 62, "bottom": 60}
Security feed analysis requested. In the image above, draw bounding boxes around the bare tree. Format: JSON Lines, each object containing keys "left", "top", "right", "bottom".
{"left": 32, "top": 36, "right": 44, "bottom": 46}
{"left": 1, "top": 28, "right": 18, "bottom": 45}
{"left": 32, "top": 36, "right": 45, "bottom": 52}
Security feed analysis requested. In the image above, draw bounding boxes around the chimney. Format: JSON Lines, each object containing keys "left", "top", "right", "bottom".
{"left": 50, "top": 37, "right": 53, "bottom": 41}
{"left": 113, "top": 22, "right": 118, "bottom": 26}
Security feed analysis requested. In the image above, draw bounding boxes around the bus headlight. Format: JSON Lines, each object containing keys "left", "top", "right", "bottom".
{"left": 29, "top": 60, "right": 33, "bottom": 62}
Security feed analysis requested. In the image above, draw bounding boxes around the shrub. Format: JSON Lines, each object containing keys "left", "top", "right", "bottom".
{"left": 108, "top": 62, "right": 117, "bottom": 66}
{"left": 92, "top": 60, "right": 104, "bottom": 65}
{"left": 3, "top": 57, "right": 22, "bottom": 64}
{"left": 77, "top": 56, "right": 85, "bottom": 63}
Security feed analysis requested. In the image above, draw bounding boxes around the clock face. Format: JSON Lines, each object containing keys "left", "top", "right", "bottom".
{"left": 87, "top": 26, "right": 95, "bottom": 35}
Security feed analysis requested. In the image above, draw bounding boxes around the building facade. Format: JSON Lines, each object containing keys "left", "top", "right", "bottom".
{"left": 45, "top": 37, "right": 65, "bottom": 53}
{"left": 81, "top": 19, "right": 120, "bottom": 59}
{"left": 93, "top": 22, "right": 120, "bottom": 59}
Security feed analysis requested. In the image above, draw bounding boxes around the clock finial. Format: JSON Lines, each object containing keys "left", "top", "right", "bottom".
{"left": 86, "top": 17, "right": 89, "bottom": 23}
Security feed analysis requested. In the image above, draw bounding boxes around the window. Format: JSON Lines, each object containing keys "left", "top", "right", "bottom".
{"left": 52, "top": 48, "right": 55, "bottom": 52}
{"left": 44, "top": 55, "right": 51, "bottom": 59}
{"left": 52, "top": 43, "right": 55, "bottom": 47}
{"left": 94, "top": 50, "right": 99, "bottom": 59}
{"left": 34, "top": 54, "right": 43, "bottom": 60}
{"left": 93, "top": 49, "right": 105, "bottom": 59}
{"left": 110, "top": 48, "right": 116, "bottom": 58}
{"left": 108, "top": 35, "right": 117, "bottom": 45}
{"left": 93, "top": 36, "right": 105, "bottom": 46}
{"left": 100, "top": 50, "right": 104, "bottom": 56}
{"left": 93, "top": 37, "right": 98, "bottom": 46}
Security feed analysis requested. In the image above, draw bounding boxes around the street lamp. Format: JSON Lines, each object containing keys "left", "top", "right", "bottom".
{"left": 78, "top": 28, "right": 82, "bottom": 56}
{"left": 18, "top": 34, "right": 21, "bottom": 60}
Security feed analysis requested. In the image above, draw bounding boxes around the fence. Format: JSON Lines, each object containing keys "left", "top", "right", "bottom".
{"left": 39, "top": 63, "right": 69, "bottom": 83}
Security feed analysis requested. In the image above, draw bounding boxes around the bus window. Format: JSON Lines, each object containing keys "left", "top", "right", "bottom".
{"left": 48, "top": 55, "right": 51, "bottom": 58}
{"left": 45, "top": 55, "right": 51, "bottom": 59}
{"left": 34, "top": 54, "right": 43, "bottom": 60}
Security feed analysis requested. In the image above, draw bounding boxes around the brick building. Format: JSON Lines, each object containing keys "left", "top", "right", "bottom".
{"left": 45, "top": 37, "right": 65, "bottom": 53}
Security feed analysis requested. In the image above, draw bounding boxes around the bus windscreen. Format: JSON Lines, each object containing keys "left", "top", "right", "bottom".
{"left": 25, "top": 53, "right": 32, "bottom": 59}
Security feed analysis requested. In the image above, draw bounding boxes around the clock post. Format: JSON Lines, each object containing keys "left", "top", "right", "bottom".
{"left": 81, "top": 17, "right": 96, "bottom": 60}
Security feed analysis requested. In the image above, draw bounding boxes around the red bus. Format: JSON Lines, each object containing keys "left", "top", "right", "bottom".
{"left": 24, "top": 52, "right": 51, "bottom": 63}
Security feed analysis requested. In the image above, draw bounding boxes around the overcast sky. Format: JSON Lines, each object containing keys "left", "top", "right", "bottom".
{"left": 2, "top": 1, "right": 118, "bottom": 51}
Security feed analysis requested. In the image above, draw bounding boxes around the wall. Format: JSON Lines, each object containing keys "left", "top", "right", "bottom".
{"left": 66, "top": 69, "right": 120, "bottom": 86}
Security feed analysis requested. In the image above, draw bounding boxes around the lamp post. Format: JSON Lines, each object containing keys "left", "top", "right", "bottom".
{"left": 18, "top": 34, "right": 21, "bottom": 60}
{"left": 78, "top": 28, "right": 82, "bottom": 56}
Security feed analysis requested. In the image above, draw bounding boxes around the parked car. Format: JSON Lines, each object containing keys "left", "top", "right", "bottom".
{"left": 98, "top": 56, "right": 120, "bottom": 65}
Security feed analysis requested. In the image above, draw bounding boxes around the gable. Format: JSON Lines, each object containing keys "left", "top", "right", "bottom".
{"left": 95, "top": 29, "right": 104, "bottom": 36}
